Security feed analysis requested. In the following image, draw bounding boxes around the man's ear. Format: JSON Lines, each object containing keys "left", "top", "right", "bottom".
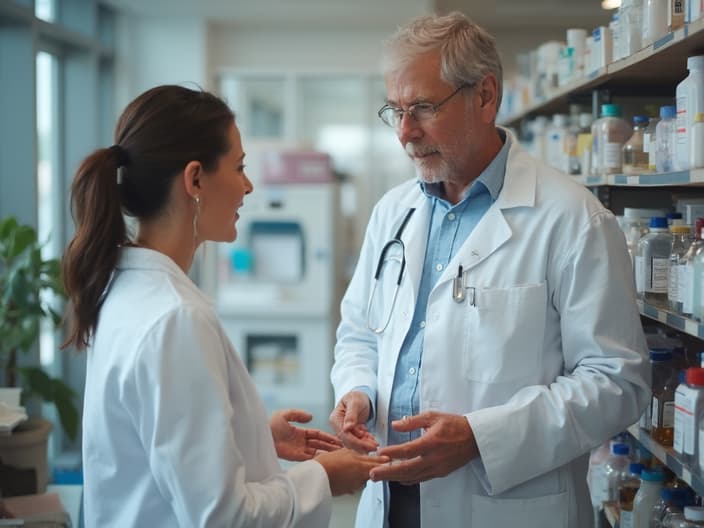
{"left": 478, "top": 74, "right": 499, "bottom": 123}
{"left": 183, "top": 160, "right": 202, "bottom": 199}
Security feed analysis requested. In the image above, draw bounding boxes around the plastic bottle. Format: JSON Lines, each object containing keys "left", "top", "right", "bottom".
{"left": 680, "top": 506, "right": 704, "bottom": 526}
{"left": 605, "top": 443, "right": 632, "bottom": 502}
{"left": 676, "top": 56, "right": 704, "bottom": 171}
{"left": 681, "top": 220, "right": 704, "bottom": 317}
{"left": 635, "top": 217, "right": 672, "bottom": 305}
{"left": 623, "top": 115, "right": 651, "bottom": 174}
{"left": 619, "top": 0, "right": 643, "bottom": 57}
{"left": 546, "top": 114, "right": 569, "bottom": 172}
{"left": 691, "top": 112, "right": 704, "bottom": 169}
{"left": 642, "top": 0, "right": 669, "bottom": 47}
{"left": 674, "top": 368, "right": 704, "bottom": 468}
{"left": 650, "top": 348, "right": 677, "bottom": 446}
{"left": 644, "top": 115, "right": 661, "bottom": 171}
{"left": 632, "top": 469, "right": 665, "bottom": 528}
{"left": 618, "top": 462, "right": 644, "bottom": 528}
{"left": 656, "top": 105, "right": 678, "bottom": 172}
{"left": 669, "top": 225, "right": 693, "bottom": 312}
{"left": 651, "top": 487, "right": 690, "bottom": 528}
{"left": 594, "top": 103, "right": 633, "bottom": 175}
{"left": 692, "top": 232, "right": 704, "bottom": 320}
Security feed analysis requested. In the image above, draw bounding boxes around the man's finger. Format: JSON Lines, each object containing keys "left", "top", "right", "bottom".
{"left": 282, "top": 409, "right": 313, "bottom": 424}
{"left": 369, "top": 456, "right": 425, "bottom": 482}
{"left": 375, "top": 436, "right": 427, "bottom": 459}
{"left": 390, "top": 413, "right": 433, "bottom": 432}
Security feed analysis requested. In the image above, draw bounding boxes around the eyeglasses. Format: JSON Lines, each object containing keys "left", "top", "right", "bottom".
{"left": 377, "top": 84, "right": 471, "bottom": 128}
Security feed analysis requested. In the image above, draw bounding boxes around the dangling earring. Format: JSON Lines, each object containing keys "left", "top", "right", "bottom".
{"left": 193, "top": 195, "right": 201, "bottom": 244}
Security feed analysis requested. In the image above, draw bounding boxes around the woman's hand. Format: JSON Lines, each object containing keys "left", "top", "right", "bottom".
{"left": 270, "top": 409, "right": 343, "bottom": 461}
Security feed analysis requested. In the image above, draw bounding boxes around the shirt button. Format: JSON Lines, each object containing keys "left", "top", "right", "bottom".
{"left": 409, "top": 367, "right": 416, "bottom": 375}
{"left": 447, "top": 212, "right": 456, "bottom": 221}
{"left": 419, "top": 321, "right": 426, "bottom": 329}
{"left": 435, "top": 263, "right": 443, "bottom": 271}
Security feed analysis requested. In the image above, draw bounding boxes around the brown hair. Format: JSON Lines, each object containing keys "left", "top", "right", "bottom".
{"left": 62, "top": 85, "right": 234, "bottom": 350}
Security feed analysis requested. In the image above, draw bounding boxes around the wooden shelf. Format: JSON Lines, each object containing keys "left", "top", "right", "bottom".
{"left": 500, "top": 18, "right": 704, "bottom": 128}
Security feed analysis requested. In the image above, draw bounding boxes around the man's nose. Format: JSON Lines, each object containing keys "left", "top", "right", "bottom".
{"left": 397, "top": 113, "right": 423, "bottom": 144}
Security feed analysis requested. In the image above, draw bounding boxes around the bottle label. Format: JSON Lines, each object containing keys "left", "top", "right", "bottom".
{"left": 663, "top": 400, "right": 675, "bottom": 428}
{"left": 620, "top": 510, "right": 634, "bottom": 528}
{"left": 652, "top": 396, "right": 659, "bottom": 427}
{"left": 682, "top": 264, "right": 694, "bottom": 313}
{"left": 649, "top": 257, "right": 669, "bottom": 293}
{"left": 643, "top": 132, "right": 651, "bottom": 153}
{"left": 590, "top": 464, "right": 607, "bottom": 505}
{"left": 669, "top": 262, "right": 680, "bottom": 303}
{"left": 635, "top": 255, "right": 645, "bottom": 294}
{"left": 604, "top": 142, "right": 623, "bottom": 169}
{"left": 699, "top": 422, "right": 704, "bottom": 468}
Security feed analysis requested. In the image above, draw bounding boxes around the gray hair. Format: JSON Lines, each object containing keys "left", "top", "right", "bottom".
{"left": 381, "top": 11, "right": 503, "bottom": 107}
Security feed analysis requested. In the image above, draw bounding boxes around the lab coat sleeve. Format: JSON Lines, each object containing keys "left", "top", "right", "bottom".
{"left": 467, "top": 209, "right": 650, "bottom": 495}
{"left": 331, "top": 204, "right": 383, "bottom": 406}
{"left": 127, "top": 306, "right": 332, "bottom": 528}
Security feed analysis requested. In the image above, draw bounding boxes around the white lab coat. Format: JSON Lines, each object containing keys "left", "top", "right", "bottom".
{"left": 331, "top": 135, "right": 650, "bottom": 528}
{"left": 82, "top": 247, "right": 332, "bottom": 528}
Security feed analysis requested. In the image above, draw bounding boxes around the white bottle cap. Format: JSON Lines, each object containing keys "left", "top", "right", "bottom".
{"left": 684, "top": 506, "right": 704, "bottom": 521}
{"left": 687, "top": 55, "right": 704, "bottom": 71}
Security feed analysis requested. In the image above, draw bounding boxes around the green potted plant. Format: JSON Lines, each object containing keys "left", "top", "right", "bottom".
{"left": 0, "top": 215, "right": 78, "bottom": 494}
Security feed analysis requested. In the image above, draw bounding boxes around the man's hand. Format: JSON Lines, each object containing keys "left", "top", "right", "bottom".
{"left": 270, "top": 409, "right": 342, "bottom": 462}
{"left": 369, "top": 411, "right": 479, "bottom": 484}
{"left": 329, "top": 390, "right": 379, "bottom": 453}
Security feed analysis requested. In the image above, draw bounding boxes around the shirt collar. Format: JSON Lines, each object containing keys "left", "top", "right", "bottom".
{"left": 420, "top": 127, "right": 510, "bottom": 203}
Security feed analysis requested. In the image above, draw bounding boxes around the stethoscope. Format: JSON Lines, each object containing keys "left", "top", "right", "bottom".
{"left": 366, "top": 206, "right": 475, "bottom": 334}
{"left": 366, "top": 207, "right": 415, "bottom": 334}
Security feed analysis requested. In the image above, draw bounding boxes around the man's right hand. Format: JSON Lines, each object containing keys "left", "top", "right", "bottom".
{"left": 329, "top": 390, "right": 379, "bottom": 453}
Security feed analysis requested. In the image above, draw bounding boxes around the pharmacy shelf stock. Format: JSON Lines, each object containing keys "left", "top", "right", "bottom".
{"left": 627, "top": 424, "right": 704, "bottom": 496}
{"left": 637, "top": 300, "right": 704, "bottom": 340}
{"left": 499, "top": 17, "right": 704, "bottom": 128}
{"left": 572, "top": 168, "right": 704, "bottom": 187}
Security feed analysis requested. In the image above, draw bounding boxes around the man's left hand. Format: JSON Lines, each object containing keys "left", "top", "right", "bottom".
{"left": 369, "top": 411, "right": 479, "bottom": 484}
{"left": 270, "top": 409, "right": 343, "bottom": 461}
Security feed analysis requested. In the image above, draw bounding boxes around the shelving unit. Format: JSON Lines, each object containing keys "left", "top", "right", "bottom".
{"left": 499, "top": 17, "right": 704, "bottom": 128}
{"left": 638, "top": 300, "right": 704, "bottom": 339}
{"left": 497, "top": 13, "right": 704, "bottom": 508}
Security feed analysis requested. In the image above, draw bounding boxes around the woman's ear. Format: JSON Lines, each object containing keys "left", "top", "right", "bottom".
{"left": 183, "top": 160, "right": 202, "bottom": 199}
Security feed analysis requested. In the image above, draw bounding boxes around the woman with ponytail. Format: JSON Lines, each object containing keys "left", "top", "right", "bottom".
{"left": 62, "top": 85, "right": 385, "bottom": 527}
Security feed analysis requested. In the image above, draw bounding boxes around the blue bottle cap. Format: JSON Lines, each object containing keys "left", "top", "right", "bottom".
{"left": 660, "top": 105, "right": 676, "bottom": 119}
{"left": 650, "top": 348, "right": 673, "bottom": 361}
{"left": 612, "top": 443, "right": 630, "bottom": 456}
{"left": 650, "top": 217, "right": 668, "bottom": 228}
{"left": 629, "top": 463, "right": 644, "bottom": 475}
{"left": 633, "top": 115, "right": 649, "bottom": 125}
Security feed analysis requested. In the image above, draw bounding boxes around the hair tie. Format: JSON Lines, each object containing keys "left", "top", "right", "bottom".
{"left": 109, "top": 145, "right": 130, "bottom": 185}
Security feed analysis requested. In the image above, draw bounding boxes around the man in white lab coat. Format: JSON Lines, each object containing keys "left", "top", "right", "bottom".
{"left": 329, "top": 11, "right": 650, "bottom": 528}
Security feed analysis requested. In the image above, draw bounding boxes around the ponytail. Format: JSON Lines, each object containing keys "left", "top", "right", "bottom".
{"left": 62, "top": 148, "right": 127, "bottom": 350}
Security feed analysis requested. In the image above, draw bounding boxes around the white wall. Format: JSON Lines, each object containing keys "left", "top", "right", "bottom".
{"left": 208, "top": 26, "right": 399, "bottom": 78}
{"left": 115, "top": 15, "right": 208, "bottom": 109}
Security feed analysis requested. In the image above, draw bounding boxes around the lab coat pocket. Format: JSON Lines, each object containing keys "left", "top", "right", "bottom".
{"left": 464, "top": 281, "right": 547, "bottom": 383}
{"left": 470, "top": 491, "right": 568, "bottom": 528}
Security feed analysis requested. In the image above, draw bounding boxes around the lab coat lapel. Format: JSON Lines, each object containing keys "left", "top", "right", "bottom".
{"left": 398, "top": 189, "right": 431, "bottom": 307}
{"left": 442, "top": 140, "right": 538, "bottom": 278}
